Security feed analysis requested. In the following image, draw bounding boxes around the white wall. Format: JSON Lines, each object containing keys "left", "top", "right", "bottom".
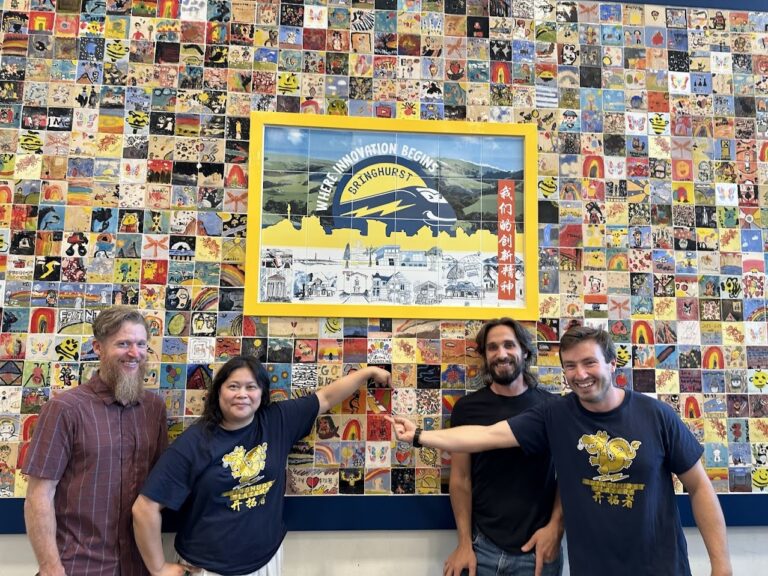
{"left": 0, "top": 528, "right": 765, "bottom": 575}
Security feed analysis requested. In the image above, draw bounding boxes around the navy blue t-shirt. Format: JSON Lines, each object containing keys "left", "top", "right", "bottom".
{"left": 141, "top": 395, "right": 319, "bottom": 575}
{"left": 509, "top": 390, "right": 703, "bottom": 576}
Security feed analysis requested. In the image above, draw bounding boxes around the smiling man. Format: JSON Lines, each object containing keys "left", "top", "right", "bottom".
{"left": 444, "top": 319, "right": 563, "bottom": 576}
{"left": 391, "top": 326, "right": 732, "bottom": 576}
{"left": 23, "top": 306, "right": 167, "bottom": 576}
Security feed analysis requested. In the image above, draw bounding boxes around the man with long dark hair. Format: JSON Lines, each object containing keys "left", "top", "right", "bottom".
{"left": 444, "top": 318, "right": 563, "bottom": 576}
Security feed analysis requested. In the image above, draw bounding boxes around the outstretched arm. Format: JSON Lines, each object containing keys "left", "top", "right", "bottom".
{"left": 132, "top": 495, "right": 196, "bottom": 576}
{"left": 316, "top": 366, "right": 390, "bottom": 414}
{"left": 24, "top": 477, "right": 66, "bottom": 576}
{"left": 678, "top": 461, "right": 732, "bottom": 576}
{"left": 388, "top": 416, "right": 518, "bottom": 452}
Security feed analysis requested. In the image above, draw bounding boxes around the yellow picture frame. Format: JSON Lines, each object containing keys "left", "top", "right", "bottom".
{"left": 245, "top": 112, "right": 539, "bottom": 320}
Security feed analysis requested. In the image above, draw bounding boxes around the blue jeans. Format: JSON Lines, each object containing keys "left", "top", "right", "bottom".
{"left": 462, "top": 527, "right": 564, "bottom": 576}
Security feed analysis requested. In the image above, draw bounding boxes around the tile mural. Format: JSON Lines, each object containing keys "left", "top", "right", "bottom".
{"left": 0, "top": 0, "right": 768, "bottom": 497}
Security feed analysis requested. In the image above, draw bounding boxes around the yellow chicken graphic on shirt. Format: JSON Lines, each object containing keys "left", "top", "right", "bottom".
{"left": 578, "top": 430, "right": 641, "bottom": 482}
{"left": 222, "top": 443, "right": 268, "bottom": 488}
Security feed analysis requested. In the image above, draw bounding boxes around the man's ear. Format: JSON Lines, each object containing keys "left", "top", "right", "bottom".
{"left": 92, "top": 339, "right": 102, "bottom": 358}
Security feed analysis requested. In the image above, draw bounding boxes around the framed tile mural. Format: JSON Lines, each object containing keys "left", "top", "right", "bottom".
{"left": 245, "top": 113, "right": 539, "bottom": 320}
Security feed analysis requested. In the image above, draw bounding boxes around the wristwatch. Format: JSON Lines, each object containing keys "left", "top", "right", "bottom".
{"left": 413, "top": 427, "right": 423, "bottom": 448}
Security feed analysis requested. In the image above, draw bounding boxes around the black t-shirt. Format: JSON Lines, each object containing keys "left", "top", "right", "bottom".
{"left": 451, "top": 386, "right": 557, "bottom": 554}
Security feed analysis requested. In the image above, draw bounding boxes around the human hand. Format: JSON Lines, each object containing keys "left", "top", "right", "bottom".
{"left": 386, "top": 415, "right": 417, "bottom": 443}
{"left": 443, "top": 544, "right": 476, "bottom": 576}
{"left": 151, "top": 562, "right": 200, "bottom": 576}
{"left": 521, "top": 523, "right": 562, "bottom": 576}
{"left": 367, "top": 367, "right": 391, "bottom": 387}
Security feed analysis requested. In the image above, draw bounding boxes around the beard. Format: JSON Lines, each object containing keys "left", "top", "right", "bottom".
{"left": 487, "top": 358, "right": 523, "bottom": 386}
{"left": 100, "top": 360, "right": 146, "bottom": 406}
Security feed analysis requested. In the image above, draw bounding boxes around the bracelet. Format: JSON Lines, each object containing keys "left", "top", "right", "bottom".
{"left": 413, "top": 427, "right": 423, "bottom": 448}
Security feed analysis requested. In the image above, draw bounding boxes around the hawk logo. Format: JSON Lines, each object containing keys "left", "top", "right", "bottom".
{"left": 330, "top": 156, "right": 457, "bottom": 236}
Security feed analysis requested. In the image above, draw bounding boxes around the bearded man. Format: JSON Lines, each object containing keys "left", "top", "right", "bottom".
{"left": 23, "top": 306, "right": 167, "bottom": 576}
{"left": 443, "top": 318, "right": 563, "bottom": 576}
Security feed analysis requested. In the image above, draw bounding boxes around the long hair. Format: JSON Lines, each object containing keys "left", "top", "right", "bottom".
{"left": 199, "top": 355, "right": 271, "bottom": 431}
{"left": 559, "top": 326, "right": 616, "bottom": 363}
{"left": 475, "top": 318, "right": 538, "bottom": 389}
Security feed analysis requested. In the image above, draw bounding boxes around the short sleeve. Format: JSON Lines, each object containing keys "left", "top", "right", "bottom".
{"left": 277, "top": 394, "right": 319, "bottom": 444}
{"left": 21, "top": 399, "right": 73, "bottom": 480}
{"left": 660, "top": 402, "right": 704, "bottom": 475}
{"left": 450, "top": 395, "right": 470, "bottom": 427}
{"left": 507, "top": 402, "right": 550, "bottom": 455}
{"left": 141, "top": 432, "right": 198, "bottom": 510}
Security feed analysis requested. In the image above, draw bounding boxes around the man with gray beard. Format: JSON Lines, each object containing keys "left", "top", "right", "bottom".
{"left": 23, "top": 307, "right": 167, "bottom": 576}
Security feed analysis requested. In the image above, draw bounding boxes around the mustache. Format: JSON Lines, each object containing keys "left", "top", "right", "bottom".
{"left": 485, "top": 357, "right": 523, "bottom": 385}
{"left": 491, "top": 358, "right": 519, "bottom": 369}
